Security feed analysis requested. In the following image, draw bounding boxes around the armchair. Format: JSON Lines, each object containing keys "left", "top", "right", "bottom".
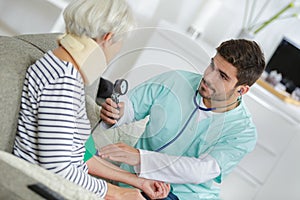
{"left": 0, "top": 33, "right": 102, "bottom": 200}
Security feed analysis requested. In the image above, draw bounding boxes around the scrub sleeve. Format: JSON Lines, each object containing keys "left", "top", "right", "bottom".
{"left": 84, "top": 135, "right": 97, "bottom": 162}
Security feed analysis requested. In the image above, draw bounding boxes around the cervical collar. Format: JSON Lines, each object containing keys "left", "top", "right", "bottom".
{"left": 59, "top": 34, "right": 107, "bottom": 86}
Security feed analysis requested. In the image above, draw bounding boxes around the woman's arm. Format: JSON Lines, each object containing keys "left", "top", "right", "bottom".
{"left": 86, "top": 156, "right": 170, "bottom": 199}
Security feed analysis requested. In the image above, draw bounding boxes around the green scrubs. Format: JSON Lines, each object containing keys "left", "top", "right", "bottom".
{"left": 120, "top": 70, "right": 257, "bottom": 199}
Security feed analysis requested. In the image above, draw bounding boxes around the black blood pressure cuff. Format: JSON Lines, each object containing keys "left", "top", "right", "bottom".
{"left": 97, "top": 77, "right": 113, "bottom": 99}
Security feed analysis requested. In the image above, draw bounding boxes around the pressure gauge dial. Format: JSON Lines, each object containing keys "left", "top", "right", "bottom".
{"left": 111, "top": 79, "right": 129, "bottom": 104}
{"left": 114, "top": 79, "right": 129, "bottom": 95}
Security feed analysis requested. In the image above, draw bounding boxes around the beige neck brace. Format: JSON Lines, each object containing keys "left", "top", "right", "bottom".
{"left": 59, "top": 34, "right": 107, "bottom": 86}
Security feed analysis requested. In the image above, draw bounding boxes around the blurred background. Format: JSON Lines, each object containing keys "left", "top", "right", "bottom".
{"left": 1, "top": 0, "right": 300, "bottom": 60}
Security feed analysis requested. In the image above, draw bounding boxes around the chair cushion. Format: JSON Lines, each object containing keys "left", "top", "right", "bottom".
{"left": 0, "top": 33, "right": 101, "bottom": 152}
{"left": 0, "top": 36, "right": 47, "bottom": 152}
{"left": 14, "top": 33, "right": 60, "bottom": 53}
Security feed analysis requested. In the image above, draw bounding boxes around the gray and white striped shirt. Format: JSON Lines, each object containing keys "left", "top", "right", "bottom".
{"left": 13, "top": 51, "right": 107, "bottom": 198}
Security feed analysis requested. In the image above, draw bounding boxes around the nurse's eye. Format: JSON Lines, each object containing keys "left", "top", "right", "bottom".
{"left": 210, "top": 60, "right": 215, "bottom": 69}
{"left": 220, "top": 72, "right": 229, "bottom": 80}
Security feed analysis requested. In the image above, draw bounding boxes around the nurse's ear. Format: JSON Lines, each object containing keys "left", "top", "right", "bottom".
{"left": 237, "top": 85, "right": 249, "bottom": 95}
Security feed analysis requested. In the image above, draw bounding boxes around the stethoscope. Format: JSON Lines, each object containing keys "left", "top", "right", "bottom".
{"left": 155, "top": 90, "right": 242, "bottom": 152}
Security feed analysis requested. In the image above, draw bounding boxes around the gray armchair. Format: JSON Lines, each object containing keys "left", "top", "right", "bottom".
{"left": 0, "top": 33, "right": 102, "bottom": 199}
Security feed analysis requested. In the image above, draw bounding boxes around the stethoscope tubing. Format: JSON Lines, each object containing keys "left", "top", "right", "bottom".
{"left": 155, "top": 106, "right": 198, "bottom": 152}
{"left": 155, "top": 91, "right": 202, "bottom": 152}
{"left": 155, "top": 90, "right": 241, "bottom": 152}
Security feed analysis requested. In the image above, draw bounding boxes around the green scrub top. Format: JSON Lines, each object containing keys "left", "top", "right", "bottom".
{"left": 120, "top": 70, "right": 257, "bottom": 199}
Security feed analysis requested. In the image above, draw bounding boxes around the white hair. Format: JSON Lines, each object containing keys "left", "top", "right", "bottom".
{"left": 63, "top": 0, "right": 135, "bottom": 39}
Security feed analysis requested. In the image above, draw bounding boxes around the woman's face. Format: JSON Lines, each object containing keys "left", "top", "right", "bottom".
{"left": 101, "top": 39, "right": 123, "bottom": 63}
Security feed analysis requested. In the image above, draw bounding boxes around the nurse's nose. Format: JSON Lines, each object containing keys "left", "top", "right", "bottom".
{"left": 205, "top": 67, "right": 218, "bottom": 82}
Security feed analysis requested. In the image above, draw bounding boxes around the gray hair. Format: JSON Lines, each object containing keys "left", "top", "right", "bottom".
{"left": 63, "top": 0, "right": 135, "bottom": 39}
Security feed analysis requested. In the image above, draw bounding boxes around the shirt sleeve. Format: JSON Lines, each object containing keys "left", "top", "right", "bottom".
{"left": 85, "top": 94, "right": 101, "bottom": 129}
{"left": 135, "top": 149, "right": 220, "bottom": 184}
{"left": 36, "top": 77, "right": 107, "bottom": 198}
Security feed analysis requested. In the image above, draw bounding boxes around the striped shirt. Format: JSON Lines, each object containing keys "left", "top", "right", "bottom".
{"left": 13, "top": 51, "right": 107, "bottom": 198}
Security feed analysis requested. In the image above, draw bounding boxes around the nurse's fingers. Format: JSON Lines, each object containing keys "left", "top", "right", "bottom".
{"left": 100, "top": 98, "right": 120, "bottom": 124}
{"left": 104, "top": 98, "right": 119, "bottom": 108}
{"left": 100, "top": 112, "right": 117, "bottom": 125}
{"left": 101, "top": 143, "right": 135, "bottom": 153}
{"left": 100, "top": 150, "right": 140, "bottom": 166}
{"left": 100, "top": 143, "right": 138, "bottom": 157}
{"left": 100, "top": 143, "right": 140, "bottom": 166}
{"left": 101, "top": 98, "right": 119, "bottom": 113}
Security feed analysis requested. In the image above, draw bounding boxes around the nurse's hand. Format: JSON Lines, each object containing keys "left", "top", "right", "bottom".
{"left": 99, "top": 142, "right": 140, "bottom": 166}
{"left": 100, "top": 98, "right": 124, "bottom": 125}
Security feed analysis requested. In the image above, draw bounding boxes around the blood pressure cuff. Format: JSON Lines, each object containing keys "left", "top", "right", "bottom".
{"left": 97, "top": 77, "right": 113, "bottom": 99}
{"left": 84, "top": 135, "right": 98, "bottom": 162}
{"left": 85, "top": 78, "right": 114, "bottom": 162}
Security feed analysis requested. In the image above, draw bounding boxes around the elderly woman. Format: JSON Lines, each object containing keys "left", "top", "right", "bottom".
{"left": 13, "top": 0, "right": 169, "bottom": 199}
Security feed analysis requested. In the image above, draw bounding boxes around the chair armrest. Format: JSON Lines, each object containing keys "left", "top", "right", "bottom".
{"left": 0, "top": 151, "right": 101, "bottom": 200}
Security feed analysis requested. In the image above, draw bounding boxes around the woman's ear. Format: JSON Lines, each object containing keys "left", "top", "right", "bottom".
{"left": 95, "top": 33, "right": 113, "bottom": 45}
{"left": 102, "top": 32, "right": 113, "bottom": 42}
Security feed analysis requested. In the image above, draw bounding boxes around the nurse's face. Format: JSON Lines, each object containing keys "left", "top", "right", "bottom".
{"left": 199, "top": 54, "right": 239, "bottom": 102}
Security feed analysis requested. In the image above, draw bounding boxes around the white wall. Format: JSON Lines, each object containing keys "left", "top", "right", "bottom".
{"left": 126, "top": 0, "right": 300, "bottom": 61}
{"left": 0, "top": 0, "right": 71, "bottom": 36}
{"left": 1, "top": 0, "right": 299, "bottom": 61}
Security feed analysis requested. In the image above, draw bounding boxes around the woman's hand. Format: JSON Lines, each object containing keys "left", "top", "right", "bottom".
{"left": 139, "top": 178, "right": 171, "bottom": 200}
{"left": 100, "top": 98, "right": 124, "bottom": 125}
{"left": 99, "top": 143, "right": 140, "bottom": 166}
{"left": 105, "top": 183, "right": 145, "bottom": 200}
{"left": 100, "top": 143, "right": 171, "bottom": 199}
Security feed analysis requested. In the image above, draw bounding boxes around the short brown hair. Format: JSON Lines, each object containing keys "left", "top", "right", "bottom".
{"left": 216, "top": 39, "right": 265, "bottom": 86}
